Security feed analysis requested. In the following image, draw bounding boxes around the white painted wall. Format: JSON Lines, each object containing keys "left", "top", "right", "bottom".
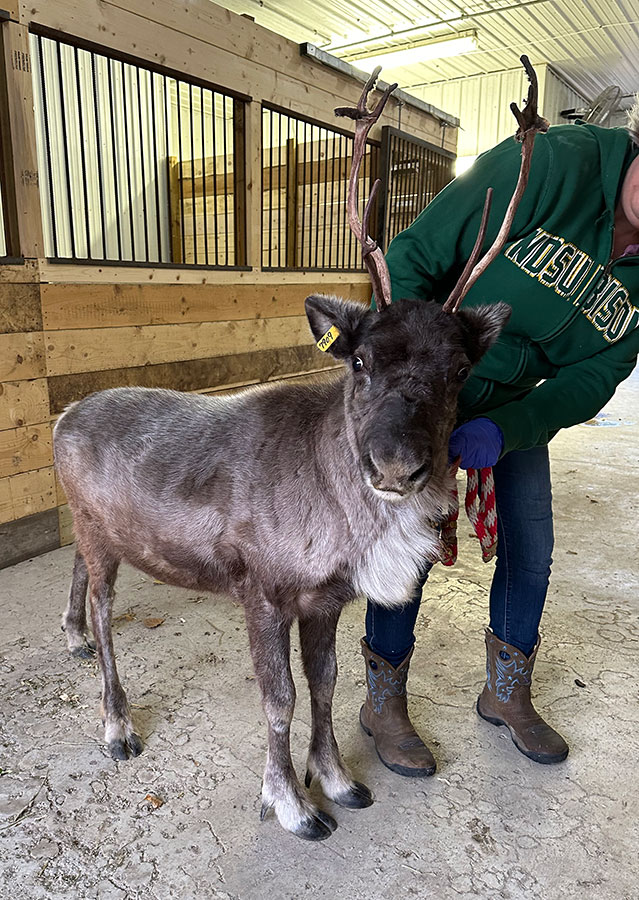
{"left": 410, "top": 64, "right": 589, "bottom": 172}
{"left": 542, "top": 67, "right": 589, "bottom": 127}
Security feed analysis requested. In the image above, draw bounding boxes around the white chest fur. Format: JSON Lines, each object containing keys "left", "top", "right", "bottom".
{"left": 352, "top": 500, "right": 442, "bottom": 607}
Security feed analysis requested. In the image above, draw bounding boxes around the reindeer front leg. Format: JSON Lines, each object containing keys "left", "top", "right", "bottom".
{"left": 299, "top": 608, "right": 373, "bottom": 810}
{"left": 243, "top": 599, "right": 337, "bottom": 841}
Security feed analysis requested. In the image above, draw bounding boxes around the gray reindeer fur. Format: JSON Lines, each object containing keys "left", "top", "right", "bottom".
{"left": 54, "top": 293, "right": 510, "bottom": 841}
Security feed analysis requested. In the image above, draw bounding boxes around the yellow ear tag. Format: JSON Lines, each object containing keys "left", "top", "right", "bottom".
{"left": 316, "top": 325, "right": 340, "bottom": 352}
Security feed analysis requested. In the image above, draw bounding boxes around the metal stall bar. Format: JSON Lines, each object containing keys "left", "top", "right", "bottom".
{"left": 30, "top": 25, "right": 251, "bottom": 268}
{"left": 378, "top": 125, "right": 456, "bottom": 250}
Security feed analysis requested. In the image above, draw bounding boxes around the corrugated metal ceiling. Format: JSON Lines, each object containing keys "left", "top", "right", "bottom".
{"left": 216, "top": 0, "right": 639, "bottom": 110}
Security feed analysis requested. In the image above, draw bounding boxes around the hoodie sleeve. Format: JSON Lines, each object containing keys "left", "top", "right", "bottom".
{"left": 486, "top": 327, "right": 639, "bottom": 452}
{"left": 384, "top": 133, "right": 553, "bottom": 303}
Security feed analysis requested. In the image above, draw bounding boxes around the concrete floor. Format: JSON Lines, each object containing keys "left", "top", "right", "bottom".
{"left": 1, "top": 369, "right": 638, "bottom": 900}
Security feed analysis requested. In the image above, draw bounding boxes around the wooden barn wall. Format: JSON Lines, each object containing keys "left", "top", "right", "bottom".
{"left": 0, "top": 0, "right": 457, "bottom": 568}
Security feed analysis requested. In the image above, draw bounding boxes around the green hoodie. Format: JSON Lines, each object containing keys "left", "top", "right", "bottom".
{"left": 385, "top": 122, "right": 639, "bottom": 453}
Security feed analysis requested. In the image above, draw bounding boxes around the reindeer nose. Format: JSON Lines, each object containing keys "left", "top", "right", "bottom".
{"left": 365, "top": 451, "right": 432, "bottom": 496}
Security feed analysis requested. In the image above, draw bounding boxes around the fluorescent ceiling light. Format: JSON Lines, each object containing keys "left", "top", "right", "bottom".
{"left": 351, "top": 33, "right": 477, "bottom": 71}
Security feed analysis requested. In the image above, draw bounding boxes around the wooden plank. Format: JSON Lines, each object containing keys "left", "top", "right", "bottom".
{"left": 0, "top": 258, "right": 38, "bottom": 281}
{"left": 178, "top": 148, "right": 377, "bottom": 200}
{"left": 0, "top": 377, "right": 49, "bottom": 429}
{"left": 0, "top": 282, "right": 41, "bottom": 332}
{"left": 244, "top": 100, "right": 261, "bottom": 269}
{"left": 24, "top": 1, "right": 445, "bottom": 151}
{"left": 0, "top": 475, "right": 9, "bottom": 522}
{"left": 0, "top": 506, "right": 60, "bottom": 568}
{"left": 2, "top": 1, "right": 19, "bottom": 20}
{"left": 44, "top": 315, "right": 324, "bottom": 376}
{"left": 0, "top": 22, "right": 43, "bottom": 257}
{"left": 102, "top": 0, "right": 452, "bottom": 147}
{"left": 0, "top": 464, "right": 56, "bottom": 523}
{"left": 0, "top": 331, "right": 45, "bottom": 380}
{"left": 38, "top": 261, "right": 372, "bottom": 285}
{"left": 58, "top": 503, "right": 74, "bottom": 546}
{"left": 55, "top": 471, "right": 66, "bottom": 505}
{"left": 0, "top": 421, "right": 53, "bottom": 477}
{"left": 47, "top": 342, "right": 339, "bottom": 413}
{"left": 40, "top": 281, "right": 370, "bottom": 330}
{"left": 104, "top": 0, "right": 318, "bottom": 79}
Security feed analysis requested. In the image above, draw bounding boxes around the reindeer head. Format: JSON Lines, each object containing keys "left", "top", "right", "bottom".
{"left": 304, "top": 57, "right": 546, "bottom": 502}
{"left": 306, "top": 293, "right": 510, "bottom": 500}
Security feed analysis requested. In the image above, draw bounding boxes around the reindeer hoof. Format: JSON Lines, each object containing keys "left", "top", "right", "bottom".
{"left": 260, "top": 801, "right": 272, "bottom": 822}
{"left": 108, "top": 732, "right": 143, "bottom": 760}
{"left": 294, "top": 810, "right": 337, "bottom": 841}
{"left": 316, "top": 809, "right": 337, "bottom": 832}
{"left": 128, "top": 733, "right": 144, "bottom": 757}
{"left": 109, "top": 740, "right": 128, "bottom": 761}
{"left": 71, "top": 643, "right": 96, "bottom": 659}
{"left": 334, "top": 781, "right": 374, "bottom": 809}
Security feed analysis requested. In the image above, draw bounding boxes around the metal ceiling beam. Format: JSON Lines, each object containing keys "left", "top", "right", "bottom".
{"left": 325, "top": 0, "right": 552, "bottom": 55}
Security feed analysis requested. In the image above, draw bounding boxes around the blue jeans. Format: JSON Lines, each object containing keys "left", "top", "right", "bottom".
{"left": 365, "top": 445, "right": 554, "bottom": 662}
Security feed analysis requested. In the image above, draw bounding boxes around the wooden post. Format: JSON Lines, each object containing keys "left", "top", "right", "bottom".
{"left": 232, "top": 100, "right": 247, "bottom": 267}
{"left": 285, "top": 137, "right": 298, "bottom": 269}
{"left": 244, "top": 99, "right": 262, "bottom": 270}
{"left": 168, "top": 156, "right": 182, "bottom": 264}
{"left": 367, "top": 144, "right": 380, "bottom": 255}
{"left": 0, "top": 21, "right": 43, "bottom": 259}
{"left": 376, "top": 126, "right": 391, "bottom": 252}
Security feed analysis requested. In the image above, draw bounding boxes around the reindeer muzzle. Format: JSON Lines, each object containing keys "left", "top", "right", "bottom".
{"left": 362, "top": 448, "right": 433, "bottom": 499}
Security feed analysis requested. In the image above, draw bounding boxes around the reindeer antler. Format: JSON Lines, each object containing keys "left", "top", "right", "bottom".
{"left": 336, "top": 67, "right": 397, "bottom": 310}
{"left": 442, "top": 55, "right": 549, "bottom": 314}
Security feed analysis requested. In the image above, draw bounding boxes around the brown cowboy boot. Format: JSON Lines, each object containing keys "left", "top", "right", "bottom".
{"left": 359, "top": 639, "right": 436, "bottom": 777}
{"left": 477, "top": 629, "right": 569, "bottom": 764}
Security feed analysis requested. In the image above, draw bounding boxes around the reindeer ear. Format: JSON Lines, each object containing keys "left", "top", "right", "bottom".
{"left": 456, "top": 302, "right": 511, "bottom": 364}
{"left": 305, "top": 294, "right": 369, "bottom": 359}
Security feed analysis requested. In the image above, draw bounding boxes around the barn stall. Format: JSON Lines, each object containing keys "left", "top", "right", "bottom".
{"left": 1, "top": 0, "right": 638, "bottom": 898}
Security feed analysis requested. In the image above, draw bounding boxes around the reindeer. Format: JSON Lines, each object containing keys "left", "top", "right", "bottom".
{"left": 54, "top": 59, "right": 546, "bottom": 840}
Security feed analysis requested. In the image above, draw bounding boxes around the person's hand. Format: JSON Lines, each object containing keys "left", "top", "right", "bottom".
{"left": 448, "top": 418, "right": 504, "bottom": 469}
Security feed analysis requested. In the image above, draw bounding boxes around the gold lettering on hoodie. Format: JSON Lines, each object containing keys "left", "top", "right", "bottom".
{"left": 504, "top": 228, "right": 639, "bottom": 343}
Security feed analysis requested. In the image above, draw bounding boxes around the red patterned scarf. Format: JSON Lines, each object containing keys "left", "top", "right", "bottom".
{"left": 439, "top": 466, "right": 498, "bottom": 566}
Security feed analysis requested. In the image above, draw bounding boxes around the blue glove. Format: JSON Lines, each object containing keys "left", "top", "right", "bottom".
{"left": 448, "top": 417, "right": 504, "bottom": 469}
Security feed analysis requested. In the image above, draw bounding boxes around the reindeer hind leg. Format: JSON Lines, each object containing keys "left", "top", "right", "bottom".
{"left": 62, "top": 550, "right": 96, "bottom": 658}
{"left": 87, "top": 553, "right": 142, "bottom": 760}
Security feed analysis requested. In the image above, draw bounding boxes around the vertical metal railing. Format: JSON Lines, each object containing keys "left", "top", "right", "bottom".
{"left": 262, "top": 104, "right": 380, "bottom": 271}
{"left": 0, "top": 180, "right": 7, "bottom": 258}
{"left": 0, "top": 18, "right": 15, "bottom": 259}
{"left": 377, "top": 126, "right": 456, "bottom": 250}
{"left": 31, "top": 27, "right": 248, "bottom": 267}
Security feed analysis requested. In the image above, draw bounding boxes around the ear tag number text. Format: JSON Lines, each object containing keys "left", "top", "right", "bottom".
{"left": 317, "top": 325, "right": 340, "bottom": 352}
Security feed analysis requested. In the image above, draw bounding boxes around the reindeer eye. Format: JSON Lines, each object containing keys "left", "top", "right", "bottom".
{"left": 352, "top": 356, "right": 364, "bottom": 372}
{"left": 457, "top": 366, "right": 471, "bottom": 382}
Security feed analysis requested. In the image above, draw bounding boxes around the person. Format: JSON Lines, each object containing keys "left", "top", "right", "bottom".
{"left": 359, "top": 105, "right": 639, "bottom": 774}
